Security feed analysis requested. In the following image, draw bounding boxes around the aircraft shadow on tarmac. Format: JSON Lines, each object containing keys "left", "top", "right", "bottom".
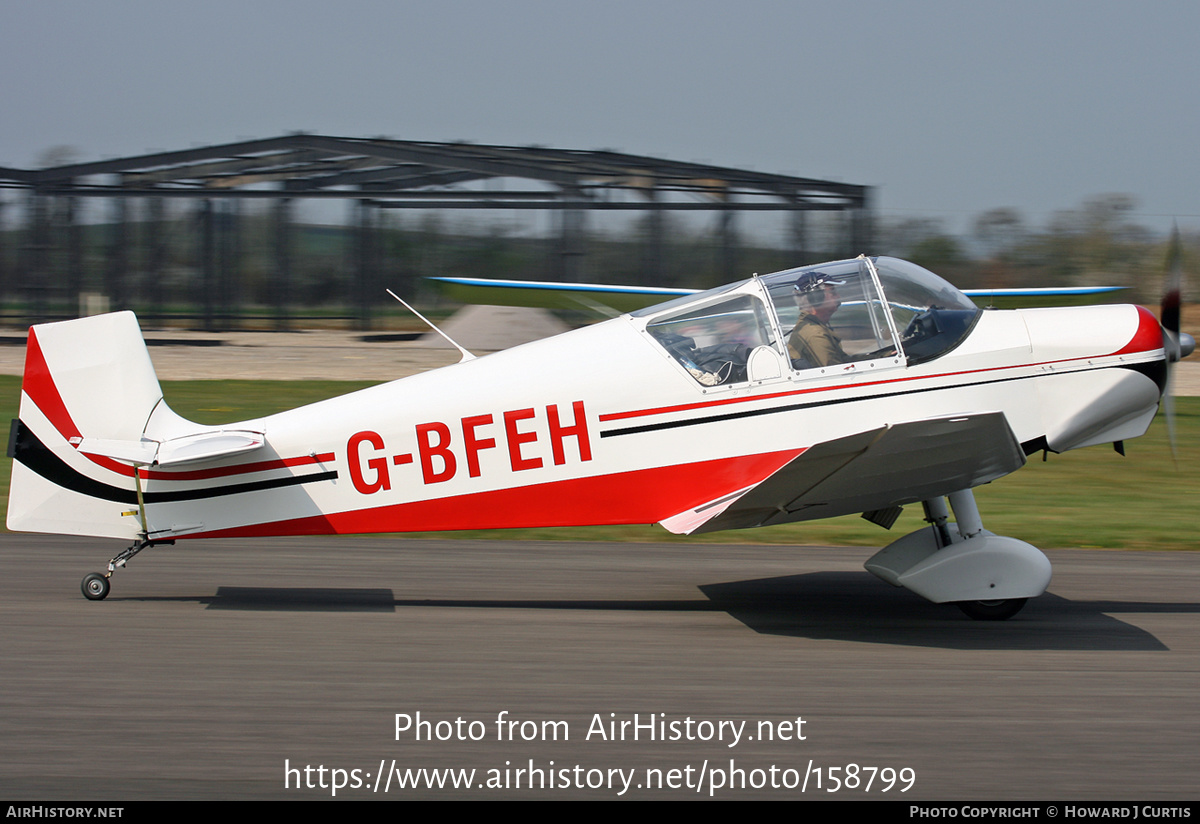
{"left": 698, "top": 572, "right": 1180, "bottom": 651}
{"left": 202, "top": 587, "right": 398, "bottom": 612}
{"left": 175, "top": 571, "right": 1193, "bottom": 651}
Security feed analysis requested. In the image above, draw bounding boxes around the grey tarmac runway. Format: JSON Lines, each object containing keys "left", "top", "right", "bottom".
{"left": 1, "top": 534, "right": 1197, "bottom": 800}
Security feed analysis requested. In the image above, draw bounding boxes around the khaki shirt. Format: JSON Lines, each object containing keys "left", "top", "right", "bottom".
{"left": 788, "top": 314, "right": 850, "bottom": 367}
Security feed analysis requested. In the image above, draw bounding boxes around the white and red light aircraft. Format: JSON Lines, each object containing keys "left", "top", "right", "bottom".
{"left": 7, "top": 256, "right": 1191, "bottom": 619}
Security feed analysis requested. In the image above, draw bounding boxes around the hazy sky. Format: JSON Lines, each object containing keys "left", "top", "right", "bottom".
{"left": 2, "top": 0, "right": 1197, "bottom": 236}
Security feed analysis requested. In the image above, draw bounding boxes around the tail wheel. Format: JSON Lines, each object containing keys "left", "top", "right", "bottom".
{"left": 81, "top": 573, "right": 110, "bottom": 601}
{"left": 957, "top": 598, "right": 1026, "bottom": 621}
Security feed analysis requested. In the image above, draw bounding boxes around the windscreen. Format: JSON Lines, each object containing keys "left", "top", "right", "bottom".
{"left": 871, "top": 257, "right": 981, "bottom": 364}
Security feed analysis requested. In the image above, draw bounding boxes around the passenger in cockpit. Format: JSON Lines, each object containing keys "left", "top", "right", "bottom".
{"left": 788, "top": 271, "right": 850, "bottom": 368}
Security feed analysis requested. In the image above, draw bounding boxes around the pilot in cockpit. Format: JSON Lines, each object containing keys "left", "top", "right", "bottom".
{"left": 788, "top": 271, "right": 850, "bottom": 368}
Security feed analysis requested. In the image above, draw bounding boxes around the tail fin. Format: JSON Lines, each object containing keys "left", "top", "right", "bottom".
{"left": 8, "top": 312, "right": 167, "bottom": 539}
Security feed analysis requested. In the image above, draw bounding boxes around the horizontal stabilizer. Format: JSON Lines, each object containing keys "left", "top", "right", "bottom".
{"left": 155, "top": 430, "right": 264, "bottom": 465}
{"left": 660, "top": 412, "right": 1025, "bottom": 535}
{"left": 76, "top": 438, "right": 158, "bottom": 464}
{"left": 78, "top": 429, "right": 265, "bottom": 467}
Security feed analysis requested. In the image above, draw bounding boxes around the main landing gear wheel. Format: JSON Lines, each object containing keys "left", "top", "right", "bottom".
{"left": 957, "top": 598, "right": 1027, "bottom": 621}
{"left": 81, "top": 573, "right": 110, "bottom": 601}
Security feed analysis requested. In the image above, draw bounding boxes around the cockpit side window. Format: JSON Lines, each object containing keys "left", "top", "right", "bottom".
{"left": 645, "top": 293, "right": 773, "bottom": 386}
{"left": 763, "top": 260, "right": 898, "bottom": 372}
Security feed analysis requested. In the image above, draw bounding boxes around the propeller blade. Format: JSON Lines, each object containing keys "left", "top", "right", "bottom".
{"left": 1164, "top": 367, "right": 1177, "bottom": 464}
{"left": 1163, "top": 224, "right": 1182, "bottom": 336}
{"left": 1161, "top": 225, "right": 1186, "bottom": 462}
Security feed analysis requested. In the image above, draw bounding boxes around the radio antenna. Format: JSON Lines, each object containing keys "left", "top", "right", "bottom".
{"left": 386, "top": 289, "right": 476, "bottom": 362}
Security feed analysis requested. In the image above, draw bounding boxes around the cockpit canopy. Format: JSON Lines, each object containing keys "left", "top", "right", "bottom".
{"left": 634, "top": 257, "right": 981, "bottom": 386}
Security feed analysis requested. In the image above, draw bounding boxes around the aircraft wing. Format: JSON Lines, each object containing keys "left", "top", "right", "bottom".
{"left": 660, "top": 412, "right": 1026, "bottom": 535}
{"left": 961, "top": 286, "right": 1125, "bottom": 309}
{"left": 429, "top": 276, "right": 1125, "bottom": 313}
{"left": 428, "top": 276, "right": 694, "bottom": 314}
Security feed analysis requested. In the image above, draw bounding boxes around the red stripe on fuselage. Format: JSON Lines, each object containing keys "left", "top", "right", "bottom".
{"left": 184, "top": 447, "right": 806, "bottom": 539}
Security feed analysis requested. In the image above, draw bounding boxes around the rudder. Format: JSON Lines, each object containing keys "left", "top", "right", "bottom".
{"left": 7, "top": 312, "right": 165, "bottom": 539}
